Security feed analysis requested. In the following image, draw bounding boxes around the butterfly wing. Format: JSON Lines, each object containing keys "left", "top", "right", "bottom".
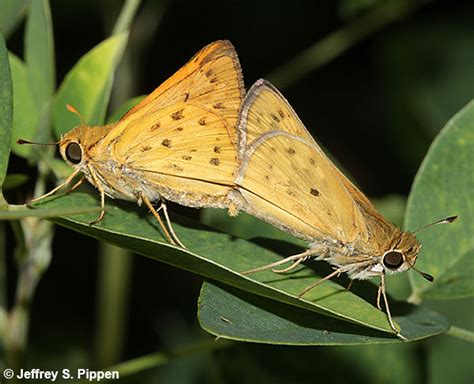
{"left": 234, "top": 79, "right": 393, "bottom": 244}
{"left": 98, "top": 40, "right": 244, "bottom": 208}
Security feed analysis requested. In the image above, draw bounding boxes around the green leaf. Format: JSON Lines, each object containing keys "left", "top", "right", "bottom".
{"left": 198, "top": 281, "right": 449, "bottom": 345}
{"left": 0, "top": 0, "right": 29, "bottom": 38}
{"left": 25, "top": 0, "right": 55, "bottom": 109}
{"left": 8, "top": 53, "right": 39, "bottom": 158}
{"left": 53, "top": 32, "right": 128, "bottom": 136}
{"left": 406, "top": 101, "right": 474, "bottom": 299}
{"left": 36, "top": 192, "right": 398, "bottom": 335}
{"left": 107, "top": 95, "right": 144, "bottom": 123}
{"left": 0, "top": 34, "right": 13, "bottom": 207}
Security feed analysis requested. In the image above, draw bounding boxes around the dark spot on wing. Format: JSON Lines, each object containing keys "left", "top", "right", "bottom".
{"left": 270, "top": 113, "right": 280, "bottom": 122}
{"left": 265, "top": 175, "right": 270, "bottom": 181}
{"left": 161, "top": 139, "right": 171, "bottom": 148}
{"left": 176, "top": 127, "right": 184, "bottom": 132}
{"left": 213, "top": 103, "right": 223, "bottom": 109}
{"left": 141, "top": 145, "right": 152, "bottom": 152}
{"left": 213, "top": 146, "right": 221, "bottom": 153}
{"left": 310, "top": 188, "right": 320, "bottom": 197}
{"left": 210, "top": 158, "right": 220, "bottom": 166}
{"left": 309, "top": 158, "right": 315, "bottom": 165}
{"left": 184, "top": 92, "right": 190, "bottom": 102}
{"left": 169, "top": 163, "right": 183, "bottom": 172}
{"left": 278, "top": 109, "right": 285, "bottom": 119}
{"left": 190, "top": 149, "right": 197, "bottom": 152}
{"left": 150, "top": 122, "right": 161, "bottom": 131}
{"left": 182, "top": 155, "right": 192, "bottom": 160}
{"left": 287, "top": 147, "right": 296, "bottom": 154}
{"left": 205, "top": 69, "right": 214, "bottom": 78}
{"left": 198, "top": 118, "right": 206, "bottom": 126}
{"left": 171, "top": 109, "right": 184, "bottom": 120}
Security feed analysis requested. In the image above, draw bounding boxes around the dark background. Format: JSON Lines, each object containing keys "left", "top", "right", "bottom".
{"left": 3, "top": 0, "right": 474, "bottom": 382}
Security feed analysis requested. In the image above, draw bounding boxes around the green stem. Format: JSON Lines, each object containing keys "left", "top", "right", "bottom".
{"left": 95, "top": 243, "right": 133, "bottom": 367}
{"left": 101, "top": 338, "right": 233, "bottom": 381}
{"left": 112, "top": 0, "right": 142, "bottom": 35}
{"left": 267, "top": 0, "right": 429, "bottom": 89}
{"left": 5, "top": 159, "right": 54, "bottom": 369}
{"left": 446, "top": 326, "right": 474, "bottom": 343}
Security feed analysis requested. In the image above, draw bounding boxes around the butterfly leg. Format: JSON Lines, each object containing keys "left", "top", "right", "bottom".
{"left": 158, "top": 199, "right": 187, "bottom": 249}
{"left": 298, "top": 267, "right": 344, "bottom": 298}
{"left": 242, "top": 249, "right": 315, "bottom": 275}
{"left": 379, "top": 273, "right": 407, "bottom": 341}
{"left": 272, "top": 256, "right": 309, "bottom": 273}
{"left": 376, "top": 281, "right": 383, "bottom": 310}
{"left": 86, "top": 164, "right": 107, "bottom": 225}
{"left": 139, "top": 193, "right": 178, "bottom": 247}
{"left": 346, "top": 279, "right": 354, "bottom": 291}
{"left": 89, "top": 188, "right": 106, "bottom": 225}
{"left": 67, "top": 175, "right": 85, "bottom": 193}
{"left": 31, "top": 168, "right": 82, "bottom": 203}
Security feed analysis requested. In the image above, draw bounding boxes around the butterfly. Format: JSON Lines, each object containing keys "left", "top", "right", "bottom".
{"left": 229, "top": 79, "right": 457, "bottom": 339}
{"left": 20, "top": 40, "right": 245, "bottom": 247}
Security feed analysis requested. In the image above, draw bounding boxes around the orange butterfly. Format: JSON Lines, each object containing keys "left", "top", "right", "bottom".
{"left": 20, "top": 41, "right": 245, "bottom": 247}
{"left": 230, "top": 79, "right": 456, "bottom": 339}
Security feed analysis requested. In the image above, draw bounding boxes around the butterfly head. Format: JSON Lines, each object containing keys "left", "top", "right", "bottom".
{"left": 382, "top": 231, "right": 421, "bottom": 275}
{"left": 58, "top": 126, "right": 88, "bottom": 168}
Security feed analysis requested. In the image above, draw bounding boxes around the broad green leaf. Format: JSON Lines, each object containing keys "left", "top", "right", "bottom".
{"left": 25, "top": 0, "right": 55, "bottom": 109}
{"left": 198, "top": 281, "right": 448, "bottom": 344}
{"left": 0, "top": 0, "right": 29, "bottom": 38}
{"left": 0, "top": 34, "right": 13, "bottom": 207}
{"left": 201, "top": 208, "right": 305, "bottom": 246}
{"left": 53, "top": 32, "right": 128, "bottom": 136}
{"left": 406, "top": 101, "right": 474, "bottom": 299}
{"left": 107, "top": 95, "right": 144, "bottom": 123}
{"left": 35, "top": 192, "right": 397, "bottom": 335}
{"left": 8, "top": 53, "right": 39, "bottom": 158}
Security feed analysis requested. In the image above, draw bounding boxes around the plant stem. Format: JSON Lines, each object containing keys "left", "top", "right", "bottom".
{"left": 95, "top": 243, "right": 133, "bottom": 367}
{"left": 101, "top": 338, "right": 233, "bottom": 381}
{"left": 4, "top": 162, "right": 54, "bottom": 369}
{"left": 267, "top": 0, "right": 429, "bottom": 89}
{"left": 112, "top": 0, "right": 142, "bottom": 35}
{"left": 446, "top": 326, "right": 474, "bottom": 343}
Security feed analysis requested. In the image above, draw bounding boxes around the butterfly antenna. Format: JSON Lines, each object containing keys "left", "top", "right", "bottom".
{"left": 412, "top": 215, "right": 458, "bottom": 234}
{"left": 407, "top": 215, "right": 457, "bottom": 283}
{"left": 66, "top": 104, "right": 86, "bottom": 125}
{"left": 17, "top": 139, "right": 57, "bottom": 146}
{"left": 412, "top": 265, "right": 434, "bottom": 282}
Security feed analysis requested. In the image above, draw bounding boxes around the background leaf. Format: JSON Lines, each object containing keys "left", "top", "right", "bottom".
{"left": 406, "top": 101, "right": 474, "bottom": 299}
{"left": 53, "top": 32, "right": 128, "bottom": 136}
{"left": 8, "top": 53, "right": 39, "bottom": 158}
{"left": 198, "top": 281, "right": 448, "bottom": 345}
{"left": 25, "top": 0, "right": 55, "bottom": 110}
{"left": 0, "top": 34, "right": 13, "bottom": 206}
{"left": 0, "top": 0, "right": 29, "bottom": 38}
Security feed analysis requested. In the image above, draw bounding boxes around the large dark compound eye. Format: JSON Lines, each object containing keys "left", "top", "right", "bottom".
{"left": 383, "top": 251, "right": 404, "bottom": 269}
{"left": 66, "top": 142, "right": 82, "bottom": 164}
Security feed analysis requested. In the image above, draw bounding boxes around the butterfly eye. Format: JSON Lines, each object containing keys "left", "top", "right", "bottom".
{"left": 65, "top": 142, "right": 82, "bottom": 164}
{"left": 383, "top": 251, "right": 404, "bottom": 269}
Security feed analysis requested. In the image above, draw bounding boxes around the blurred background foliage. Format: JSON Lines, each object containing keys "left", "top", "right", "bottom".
{"left": 0, "top": 0, "right": 473, "bottom": 382}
